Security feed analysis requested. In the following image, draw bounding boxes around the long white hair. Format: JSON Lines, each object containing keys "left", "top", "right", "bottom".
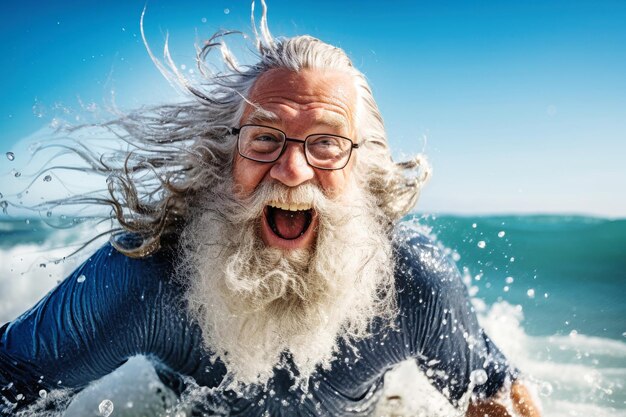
{"left": 9, "top": 1, "right": 430, "bottom": 257}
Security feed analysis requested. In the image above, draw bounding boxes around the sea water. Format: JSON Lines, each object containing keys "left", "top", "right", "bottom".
{"left": 1, "top": 214, "right": 625, "bottom": 416}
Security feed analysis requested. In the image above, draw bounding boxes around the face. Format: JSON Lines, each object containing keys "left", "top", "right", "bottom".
{"left": 233, "top": 68, "right": 359, "bottom": 250}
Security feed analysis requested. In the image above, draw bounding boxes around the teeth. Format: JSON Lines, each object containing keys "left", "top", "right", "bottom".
{"left": 268, "top": 201, "right": 312, "bottom": 211}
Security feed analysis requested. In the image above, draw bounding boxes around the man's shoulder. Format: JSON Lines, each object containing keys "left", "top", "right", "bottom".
{"left": 391, "top": 222, "right": 462, "bottom": 293}
{"left": 80, "top": 235, "right": 177, "bottom": 287}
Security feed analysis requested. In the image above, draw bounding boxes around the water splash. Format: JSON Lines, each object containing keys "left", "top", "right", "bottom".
{"left": 32, "top": 100, "right": 46, "bottom": 118}
{"left": 469, "top": 369, "right": 488, "bottom": 386}
{"left": 98, "top": 399, "right": 114, "bottom": 417}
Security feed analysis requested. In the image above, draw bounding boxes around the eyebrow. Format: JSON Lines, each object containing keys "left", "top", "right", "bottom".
{"left": 314, "top": 114, "right": 347, "bottom": 131}
{"left": 244, "top": 107, "right": 281, "bottom": 125}
{"left": 244, "top": 107, "right": 348, "bottom": 132}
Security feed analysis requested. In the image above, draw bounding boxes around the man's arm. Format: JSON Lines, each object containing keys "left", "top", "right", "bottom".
{"left": 467, "top": 380, "right": 541, "bottom": 417}
{"left": 393, "top": 230, "right": 541, "bottom": 414}
{"left": 0, "top": 242, "right": 212, "bottom": 414}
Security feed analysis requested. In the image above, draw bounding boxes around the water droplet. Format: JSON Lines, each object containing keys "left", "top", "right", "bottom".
{"left": 25, "top": 219, "right": 30, "bottom": 225}
{"left": 6, "top": 152, "right": 15, "bottom": 161}
{"left": 98, "top": 399, "right": 114, "bottom": 417}
{"left": 527, "top": 288, "right": 535, "bottom": 298}
{"left": 39, "top": 389, "right": 47, "bottom": 398}
{"left": 503, "top": 286, "right": 510, "bottom": 292}
{"left": 224, "top": 8, "right": 230, "bottom": 14}
{"left": 180, "top": 64, "right": 187, "bottom": 70}
{"left": 32, "top": 101, "right": 46, "bottom": 118}
{"left": 1, "top": 201, "right": 8, "bottom": 214}
{"left": 201, "top": 17, "right": 207, "bottom": 23}
{"left": 77, "top": 274, "right": 86, "bottom": 283}
{"left": 16, "top": 393, "right": 24, "bottom": 401}
{"left": 469, "top": 369, "right": 488, "bottom": 386}
{"left": 477, "top": 241, "right": 486, "bottom": 249}
{"left": 43, "top": 175, "right": 52, "bottom": 182}
{"left": 509, "top": 257, "right": 515, "bottom": 262}
{"left": 425, "top": 368, "right": 434, "bottom": 377}
{"left": 46, "top": 211, "right": 52, "bottom": 217}
{"left": 539, "top": 382, "right": 553, "bottom": 397}
{"left": 471, "top": 223, "right": 477, "bottom": 229}
{"left": 11, "top": 169, "right": 21, "bottom": 178}
{"left": 39, "top": 263, "right": 46, "bottom": 268}
{"left": 497, "top": 231, "right": 506, "bottom": 238}
{"left": 505, "top": 276, "right": 514, "bottom": 284}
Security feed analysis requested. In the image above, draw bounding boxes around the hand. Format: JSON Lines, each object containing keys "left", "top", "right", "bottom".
{"left": 466, "top": 380, "right": 541, "bottom": 417}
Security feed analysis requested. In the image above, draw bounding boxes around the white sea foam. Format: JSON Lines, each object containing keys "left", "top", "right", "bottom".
{"left": 0, "top": 223, "right": 108, "bottom": 324}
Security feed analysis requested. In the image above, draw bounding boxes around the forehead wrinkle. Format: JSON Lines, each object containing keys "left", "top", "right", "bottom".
{"left": 251, "top": 92, "right": 354, "bottom": 124}
{"left": 243, "top": 68, "right": 358, "bottom": 135}
{"left": 245, "top": 102, "right": 351, "bottom": 134}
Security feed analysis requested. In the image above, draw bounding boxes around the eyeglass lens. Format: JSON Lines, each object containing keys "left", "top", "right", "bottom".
{"left": 238, "top": 125, "right": 353, "bottom": 169}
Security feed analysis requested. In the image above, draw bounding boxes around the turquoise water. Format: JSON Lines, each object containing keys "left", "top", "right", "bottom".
{"left": 1, "top": 214, "right": 625, "bottom": 415}
{"left": 1, "top": 214, "right": 625, "bottom": 340}
{"left": 415, "top": 214, "right": 626, "bottom": 341}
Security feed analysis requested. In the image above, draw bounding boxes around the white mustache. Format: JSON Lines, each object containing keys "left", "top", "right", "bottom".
{"left": 230, "top": 182, "right": 331, "bottom": 223}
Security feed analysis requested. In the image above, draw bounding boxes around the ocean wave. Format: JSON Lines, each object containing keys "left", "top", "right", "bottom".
{"left": 1, "top": 217, "right": 625, "bottom": 415}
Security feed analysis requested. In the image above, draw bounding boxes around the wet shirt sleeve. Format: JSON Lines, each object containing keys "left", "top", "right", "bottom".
{"left": 393, "top": 231, "right": 518, "bottom": 406}
{"left": 0, "top": 242, "right": 217, "bottom": 414}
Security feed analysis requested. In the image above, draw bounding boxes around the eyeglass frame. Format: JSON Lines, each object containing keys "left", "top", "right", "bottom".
{"left": 230, "top": 124, "right": 360, "bottom": 171}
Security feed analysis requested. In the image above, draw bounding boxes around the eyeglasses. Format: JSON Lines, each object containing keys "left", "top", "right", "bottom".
{"left": 231, "top": 124, "right": 359, "bottom": 170}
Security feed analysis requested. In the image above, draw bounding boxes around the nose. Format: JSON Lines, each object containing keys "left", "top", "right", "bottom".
{"left": 269, "top": 142, "right": 315, "bottom": 187}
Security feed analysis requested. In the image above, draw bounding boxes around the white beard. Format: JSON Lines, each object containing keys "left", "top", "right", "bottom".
{"left": 178, "top": 178, "right": 396, "bottom": 388}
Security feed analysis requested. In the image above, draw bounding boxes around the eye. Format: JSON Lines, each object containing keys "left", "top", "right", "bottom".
{"left": 253, "top": 134, "right": 282, "bottom": 143}
{"left": 308, "top": 135, "right": 341, "bottom": 148}
{"left": 306, "top": 135, "right": 352, "bottom": 163}
{"left": 307, "top": 136, "right": 346, "bottom": 153}
{"left": 245, "top": 132, "right": 284, "bottom": 155}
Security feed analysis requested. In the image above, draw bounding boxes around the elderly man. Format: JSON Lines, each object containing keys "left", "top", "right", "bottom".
{"left": 0, "top": 9, "right": 540, "bottom": 417}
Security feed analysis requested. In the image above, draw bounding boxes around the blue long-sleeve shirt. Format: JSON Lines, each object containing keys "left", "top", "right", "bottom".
{"left": 0, "top": 230, "right": 515, "bottom": 416}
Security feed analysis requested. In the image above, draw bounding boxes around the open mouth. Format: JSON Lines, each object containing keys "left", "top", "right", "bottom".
{"left": 265, "top": 202, "right": 314, "bottom": 240}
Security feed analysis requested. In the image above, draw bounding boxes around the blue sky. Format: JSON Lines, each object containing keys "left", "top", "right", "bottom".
{"left": 1, "top": 0, "right": 625, "bottom": 217}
